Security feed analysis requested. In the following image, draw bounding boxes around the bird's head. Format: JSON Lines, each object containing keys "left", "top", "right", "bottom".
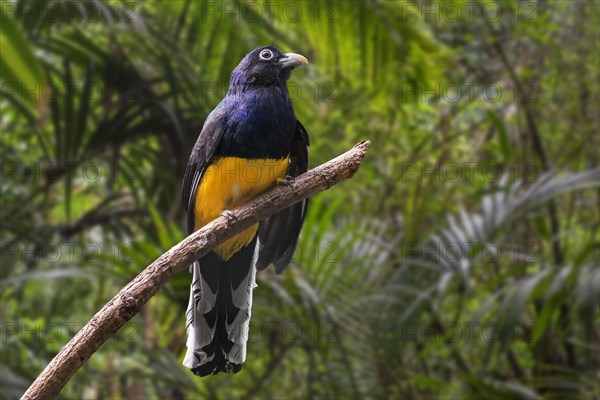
{"left": 229, "top": 46, "right": 308, "bottom": 90}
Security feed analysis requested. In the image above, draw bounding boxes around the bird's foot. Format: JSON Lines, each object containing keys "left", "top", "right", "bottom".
{"left": 277, "top": 175, "right": 296, "bottom": 189}
{"left": 220, "top": 210, "right": 238, "bottom": 223}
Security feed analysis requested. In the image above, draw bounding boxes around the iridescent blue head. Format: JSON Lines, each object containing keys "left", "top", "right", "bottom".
{"left": 229, "top": 46, "right": 308, "bottom": 90}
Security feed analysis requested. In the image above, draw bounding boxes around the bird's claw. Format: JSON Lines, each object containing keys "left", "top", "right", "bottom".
{"left": 277, "top": 175, "right": 296, "bottom": 188}
{"left": 221, "top": 210, "right": 238, "bottom": 223}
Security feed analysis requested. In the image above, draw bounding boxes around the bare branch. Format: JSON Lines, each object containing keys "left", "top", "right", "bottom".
{"left": 22, "top": 140, "right": 372, "bottom": 399}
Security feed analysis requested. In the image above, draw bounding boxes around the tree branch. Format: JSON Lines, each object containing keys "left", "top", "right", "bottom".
{"left": 22, "top": 140, "right": 372, "bottom": 400}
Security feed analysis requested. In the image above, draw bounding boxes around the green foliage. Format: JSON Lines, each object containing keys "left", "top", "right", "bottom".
{"left": 1, "top": 1, "right": 598, "bottom": 399}
{"left": 0, "top": 4, "right": 44, "bottom": 116}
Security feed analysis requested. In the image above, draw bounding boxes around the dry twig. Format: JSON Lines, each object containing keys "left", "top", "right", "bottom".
{"left": 22, "top": 140, "right": 372, "bottom": 399}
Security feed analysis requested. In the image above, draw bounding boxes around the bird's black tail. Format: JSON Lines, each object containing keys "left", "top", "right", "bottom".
{"left": 183, "top": 237, "right": 259, "bottom": 376}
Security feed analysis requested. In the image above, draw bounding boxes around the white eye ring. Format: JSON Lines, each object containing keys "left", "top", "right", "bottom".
{"left": 259, "top": 50, "right": 273, "bottom": 60}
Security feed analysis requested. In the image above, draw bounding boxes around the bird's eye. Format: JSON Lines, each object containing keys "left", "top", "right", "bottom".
{"left": 259, "top": 50, "right": 273, "bottom": 60}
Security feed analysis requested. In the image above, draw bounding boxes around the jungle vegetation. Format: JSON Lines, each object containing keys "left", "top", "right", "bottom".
{"left": 1, "top": 1, "right": 598, "bottom": 399}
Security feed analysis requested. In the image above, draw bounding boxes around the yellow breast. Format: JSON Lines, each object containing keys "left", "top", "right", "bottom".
{"left": 194, "top": 156, "right": 289, "bottom": 260}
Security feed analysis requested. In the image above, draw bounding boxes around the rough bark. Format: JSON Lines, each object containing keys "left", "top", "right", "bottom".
{"left": 22, "top": 140, "right": 371, "bottom": 399}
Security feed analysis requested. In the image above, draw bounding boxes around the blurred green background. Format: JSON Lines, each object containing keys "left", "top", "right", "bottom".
{"left": 1, "top": 0, "right": 599, "bottom": 399}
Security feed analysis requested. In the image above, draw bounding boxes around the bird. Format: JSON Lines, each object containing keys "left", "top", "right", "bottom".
{"left": 181, "top": 46, "right": 310, "bottom": 376}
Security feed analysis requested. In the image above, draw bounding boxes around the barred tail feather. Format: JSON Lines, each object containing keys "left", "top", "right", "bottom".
{"left": 184, "top": 237, "right": 259, "bottom": 376}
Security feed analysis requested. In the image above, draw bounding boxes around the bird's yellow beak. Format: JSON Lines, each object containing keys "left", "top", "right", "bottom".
{"left": 280, "top": 52, "right": 308, "bottom": 68}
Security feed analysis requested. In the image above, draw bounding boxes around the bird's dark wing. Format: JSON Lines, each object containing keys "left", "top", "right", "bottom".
{"left": 182, "top": 105, "right": 227, "bottom": 234}
{"left": 256, "top": 120, "right": 310, "bottom": 274}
